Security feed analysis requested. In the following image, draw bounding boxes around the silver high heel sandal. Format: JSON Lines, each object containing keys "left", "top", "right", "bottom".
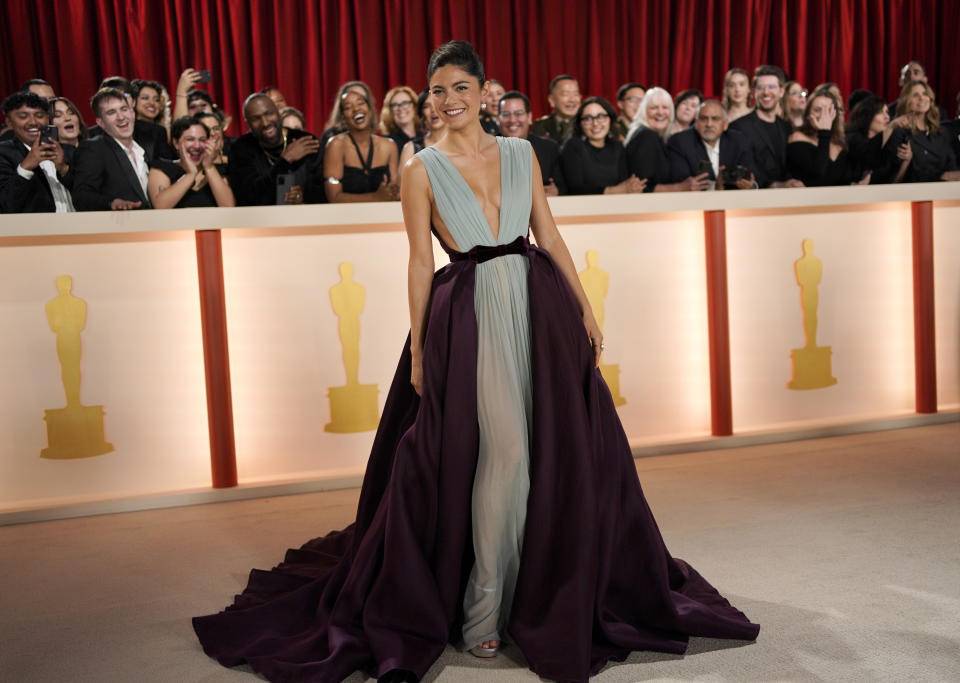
{"left": 469, "top": 642, "right": 499, "bottom": 658}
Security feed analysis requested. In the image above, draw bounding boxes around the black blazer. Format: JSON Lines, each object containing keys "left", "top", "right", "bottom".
{"left": 728, "top": 111, "right": 792, "bottom": 187}
{"left": 87, "top": 119, "right": 175, "bottom": 161}
{"left": 942, "top": 119, "right": 960, "bottom": 168}
{"left": 666, "top": 127, "right": 757, "bottom": 184}
{"left": 228, "top": 129, "right": 325, "bottom": 206}
{"left": 898, "top": 128, "right": 958, "bottom": 182}
{"left": 0, "top": 139, "right": 76, "bottom": 213}
{"left": 527, "top": 133, "right": 567, "bottom": 194}
{"left": 72, "top": 135, "right": 152, "bottom": 210}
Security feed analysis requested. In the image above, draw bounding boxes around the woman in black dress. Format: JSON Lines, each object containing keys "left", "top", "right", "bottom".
{"left": 889, "top": 81, "right": 960, "bottom": 183}
{"left": 323, "top": 89, "right": 399, "bottom": 202}
{"left": 787, "top": 90, "right": 862, "bottom": 186}
{"left": 845, "top": 96, "right": 910, "bottom": 183}
{"left": 147, "top": 116, "right": 235, "bottom": 208}
{"left": 560, "top": 96, "right": 645, "bottom": 194}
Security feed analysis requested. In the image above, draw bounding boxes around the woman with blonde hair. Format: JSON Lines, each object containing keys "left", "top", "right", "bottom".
{"left": 722, "top": 67, "right": 752, "bottom": 123}
{"left": 890, "top": 80, "right": 960, "bottom": 182}
{"left": 379, "top": 85, "right": 421, "bottom": 153}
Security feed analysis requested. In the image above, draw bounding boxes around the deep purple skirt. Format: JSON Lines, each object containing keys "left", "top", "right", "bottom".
{"left": 193, "top": 246, "right": 759, "bottom": 682}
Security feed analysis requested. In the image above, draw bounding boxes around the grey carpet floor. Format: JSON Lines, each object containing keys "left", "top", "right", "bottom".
{"left": 2, "top": 423, "right": 958, "bottom": 682}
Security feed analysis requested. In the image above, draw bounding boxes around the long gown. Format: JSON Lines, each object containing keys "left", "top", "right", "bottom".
{"left": 193, "top": 136, "right": 760, "bottom": 683}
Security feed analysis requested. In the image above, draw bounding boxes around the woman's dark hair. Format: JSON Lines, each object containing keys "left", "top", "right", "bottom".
{"left": 131, "top": 79, "right": 162, "bottom": 99}
{"left": 848, "top": 96, "right": 887, "bottom": 136}
{"left": 427, "top": 40, "right": 485, "bottom": 85}
{"left": 48, "top": 96, "right": 89, "bottom": 141}
{"left": 571, "top": 96, "right": 618, "bottom": 143}
{"left": 416, "top": 88, "right": 431, "bottom": 118}
{"left": 171, "top": 115, "right": 209, "bottom": 142}
{"left": 674, "top": 88, "right": 703, "bottom": 108}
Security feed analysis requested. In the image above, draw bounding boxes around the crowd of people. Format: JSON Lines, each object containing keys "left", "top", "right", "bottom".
{"left": 1, "top": 59, "right": 958, "bottom": 214}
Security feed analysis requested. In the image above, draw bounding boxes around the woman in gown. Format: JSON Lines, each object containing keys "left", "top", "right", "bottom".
{"left": 193, "top": 41, "right": 760, "bottom": 683}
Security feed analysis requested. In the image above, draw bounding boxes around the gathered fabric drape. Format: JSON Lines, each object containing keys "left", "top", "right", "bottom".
{"left": 2, "top": 0, "right": 955, "bottom": 137}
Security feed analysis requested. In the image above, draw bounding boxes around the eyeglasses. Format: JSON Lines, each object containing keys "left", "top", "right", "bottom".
{"left": 580, "top": 113, "right": 610, "bottom": 124}
{"left": 499, "top": 110, "right": 528, "bottom": 119}
{"left": 389, "top": 101, "right": 413, "bottom": 110}
{"left": 622, "top": 96, "right": 643, "bottom": 104}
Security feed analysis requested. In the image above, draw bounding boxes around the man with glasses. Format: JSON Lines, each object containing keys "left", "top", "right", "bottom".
{"left": 729, "top": 65, "right": 802, "bottom": 187}
{"left": 498, "top": 91, "right": 566, "bottom": 195}
{"left": 615, "top": 82, "right": 645, "bottom": 141}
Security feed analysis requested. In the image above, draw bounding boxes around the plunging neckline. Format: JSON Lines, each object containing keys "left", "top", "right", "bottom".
{"left": 431, "top": 136, "right": 504, "bottom": 244}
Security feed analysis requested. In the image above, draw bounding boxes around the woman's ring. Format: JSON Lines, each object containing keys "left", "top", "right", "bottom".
{"left": 600, "top": 343, "right": 605, "bottom": 350}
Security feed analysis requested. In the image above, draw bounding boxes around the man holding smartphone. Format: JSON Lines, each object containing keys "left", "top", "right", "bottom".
{"left": 229, "top": 92, "right": 323, "bottom": 205}
{"left": 0, "top": 91, "right": 75, "bottom": 213}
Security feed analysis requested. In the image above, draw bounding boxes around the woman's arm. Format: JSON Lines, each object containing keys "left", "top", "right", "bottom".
{"left": 528, "top": 149, "right": 604, "bottom": 366}
{"left": 201, "top": 139, "right": 235, "bottom": 207}
{"left": 148, "top": 166, "right": 194, "bottom": 209}
{"left": 398, "top": 140, "right": 416, "bottom": 184}
{"left": 400, "top": 157, "right": 436, "bottom": 394}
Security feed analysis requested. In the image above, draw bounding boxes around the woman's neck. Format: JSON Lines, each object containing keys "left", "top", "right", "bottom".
{"left": 441, "top": 122, "right": 486, "bottom": 158}
{"left": 399, "top": 121, "right": 416, "bottom": 137}
{"left": 349, "top": 128, "right": 373, "bottom": 143}
{"left": 911, "top": 113, "right": 928, "bottom": 131}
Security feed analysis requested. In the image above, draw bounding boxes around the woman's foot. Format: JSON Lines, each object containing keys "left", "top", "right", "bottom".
{"left": 469, "top": 639, "right": 500, "bottom": 658}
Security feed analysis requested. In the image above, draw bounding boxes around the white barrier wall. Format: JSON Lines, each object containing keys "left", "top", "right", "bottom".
{"left": 0, "top": 186, "right": 957, "bottom": 512}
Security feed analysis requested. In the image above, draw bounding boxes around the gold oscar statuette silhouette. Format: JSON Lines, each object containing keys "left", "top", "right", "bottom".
{"left": 325, "top": 262, "right": 380, "bottom": 432}
{"left": 788, "top": 239, "right": 838, "bottom": 390}
{"left": 578, "top": 249, "right": 627, "bottom": 406}
{"left": 41, "top": 275, "right": 115, "bottom": 459}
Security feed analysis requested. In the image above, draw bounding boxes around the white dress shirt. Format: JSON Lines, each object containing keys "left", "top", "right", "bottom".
{"left": 16, "top": 143, "right": 75, "bottom": 212}
{"left": 114, "top": 137, "right": 150, "bottom": 197}
{"left": 702, "top": 139, "right": 720, "bottom": 190}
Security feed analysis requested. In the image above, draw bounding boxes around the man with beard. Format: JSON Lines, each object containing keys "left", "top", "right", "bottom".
{"left": 729, "top": 65, "right": 802, "bottom": 188}
{"left": 666, "top": 100, "right": 757, "bottom": 190}
{"left": 72, "top": 88, "right": 152, "bottom": 210}
{"left": 498, "top": 90, "right": 566, "bottom": 195}
{"left": 530, "top": 74, "right": 581, "bottom": 143}
{"left": 229, "top": 93, "right": 323, "bottom": 205}
{"left": 0, "top": 91, "right": 75, "bottom": 212}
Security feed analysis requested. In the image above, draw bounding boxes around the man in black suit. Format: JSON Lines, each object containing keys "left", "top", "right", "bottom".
{"left": 86, "top": 77, "right": 174, "bottom": 161}
{"left": 498, "top": 91, "right": 567, "bottom": 195}
{"left": 667, "top": 100, "right": 757, "bottom": 190}
{"left": 0, "top": 91, "right": 75, "bottom": 213}
{"left": 228, "top": 93, "right": 323, "bottom": 206}
{"left": 72, "top": 88, "right": 152, "bottom": 210}
{"left": 729, "top": 65, "right": 803, "bottom": 188}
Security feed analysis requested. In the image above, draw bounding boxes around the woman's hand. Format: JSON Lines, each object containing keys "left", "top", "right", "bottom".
{"left": 604, "top": 174, "right": 646, "bottom": 194}
{"left": 583, "top": 310, "right": 603, "bottom": 367}
{"left": 896, "top": 141, "right": 913, "bottom": 162}
{"left": 200, "top": 138, "right": 218, "bottom": 169}
{"left": 809, "top": 104, "right": 835, "bottom": 131}
{"left": 176, "top": 68, "right": 201, "bottom": 97}
{"left": 410, "top": 351, "right": 423, "bottom": 395}
{"left": 374, "top": 175, "right": 400, "bottom": 201}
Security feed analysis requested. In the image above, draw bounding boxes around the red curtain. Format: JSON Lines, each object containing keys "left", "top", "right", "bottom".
{"left": 2, "top": 0, "right": 956, "bottom": 136}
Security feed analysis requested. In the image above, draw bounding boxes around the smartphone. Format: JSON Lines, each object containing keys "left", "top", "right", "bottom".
{"left": 196, "top": 69, "right": 212, "bottom": 83}
{"left": 276, "top": 173, "right": 295, "bottom": 205}
{"left": 40, "top": 124, "right": 59, "bottom": 144}
{"left": 696, "top": 159, "right": 714, "bottom": 180}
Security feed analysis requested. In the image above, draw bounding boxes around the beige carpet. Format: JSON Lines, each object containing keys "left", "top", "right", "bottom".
{"left": 2, "top": 423, "right": 958, "bottom": 682}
